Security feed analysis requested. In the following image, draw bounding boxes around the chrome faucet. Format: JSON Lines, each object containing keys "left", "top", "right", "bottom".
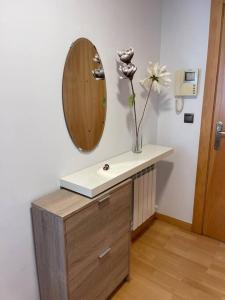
{"left": 103, "top": 164, "right": 110, "bottom": 171}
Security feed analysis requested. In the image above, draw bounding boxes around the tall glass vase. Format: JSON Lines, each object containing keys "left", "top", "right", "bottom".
{"left": 132, "top": 131, "right": 142, "bottom": 153}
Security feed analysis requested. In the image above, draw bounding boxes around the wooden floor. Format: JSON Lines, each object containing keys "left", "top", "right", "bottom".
{"left": 112, "top": 220, "right": 225, "bottom": 300}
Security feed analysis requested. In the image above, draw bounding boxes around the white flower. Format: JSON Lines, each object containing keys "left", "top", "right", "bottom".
{"left": 140, "top": 62, "right": 171, "bottom": 93}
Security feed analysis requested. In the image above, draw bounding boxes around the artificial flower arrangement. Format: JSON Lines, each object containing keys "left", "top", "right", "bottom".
{"left": 117, "top": 48, "right": 171, "bottom": 153}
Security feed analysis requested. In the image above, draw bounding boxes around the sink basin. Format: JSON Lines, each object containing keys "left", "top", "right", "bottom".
{"left": 60, "top": 144, "right": 174, "bottom": 197}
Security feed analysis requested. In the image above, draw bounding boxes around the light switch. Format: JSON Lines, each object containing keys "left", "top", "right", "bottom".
{"left": 184, "top": 113, "right": 194, "bottom": 123}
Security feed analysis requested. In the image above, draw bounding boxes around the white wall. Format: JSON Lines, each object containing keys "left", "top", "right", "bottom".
{"left": 156, "top": 0, "right": 211, "bottom": 223}
{"left": 0, "top": 1, "right": 162, "bottom": 299}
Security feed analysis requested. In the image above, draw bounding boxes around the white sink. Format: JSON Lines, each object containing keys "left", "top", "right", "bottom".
{"left": 60, "top": 144, "right": 174, "bottom": 197}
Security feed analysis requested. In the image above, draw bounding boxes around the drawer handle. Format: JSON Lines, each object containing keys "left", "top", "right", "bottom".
{"left": 98, "top": 196, "right": 110, "bottom": 204}
{"left": 98, "top": 247, "right": 111, "bottom": 259}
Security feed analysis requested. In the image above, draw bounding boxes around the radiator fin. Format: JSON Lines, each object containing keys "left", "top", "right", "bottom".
{"left": 132, "top": 166, "right": 156, "bottom": 231}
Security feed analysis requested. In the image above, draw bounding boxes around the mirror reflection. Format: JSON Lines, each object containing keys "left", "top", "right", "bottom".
{"left": 62, "top": 38, "right": 107, "bottom": 152}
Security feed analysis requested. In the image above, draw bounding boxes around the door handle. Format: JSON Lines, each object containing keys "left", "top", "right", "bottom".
{"left": 214, "top": 121, "right": 225, "bottom": 150}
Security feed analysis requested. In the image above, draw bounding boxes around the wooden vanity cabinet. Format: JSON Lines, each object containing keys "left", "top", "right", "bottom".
{"left": 32, "top": 179, "right": 132, "bottom": 300}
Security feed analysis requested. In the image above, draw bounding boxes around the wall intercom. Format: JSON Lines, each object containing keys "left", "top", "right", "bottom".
{"left": 174, "top": 69, "right": 199, "bottom": 113}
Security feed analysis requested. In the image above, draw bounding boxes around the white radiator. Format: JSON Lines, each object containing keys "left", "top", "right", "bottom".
{"left": 132, "top": 165, "right": 156, "bottom": 231}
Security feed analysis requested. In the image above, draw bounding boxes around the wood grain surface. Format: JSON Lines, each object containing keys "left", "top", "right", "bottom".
{"left": 32, "top": 180, "right": 132, "bottom": 300}
{"left": 32, "top": 179, "right": 132, "bottom": 219}
{"left": 192, "top": 0, "right": 224, "bottom": 234}
{"left": 66, "top": 180, "right": 132, "bottom": 299}
{"left": 31, "top": 207, "right": 68, "bottom": 300}
{"left": 203, "top": 4, "right": 225, "bottom": 241}
{"left": 62, "top": 38, "right": 106, "bottom": 151}
{"left": 113, "top": 220, "right": 225, "bottom": 300}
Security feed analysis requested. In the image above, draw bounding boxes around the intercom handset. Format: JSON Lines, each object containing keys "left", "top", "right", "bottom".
{"left": 175, "top": 69, "right": 199, "bottom": 97}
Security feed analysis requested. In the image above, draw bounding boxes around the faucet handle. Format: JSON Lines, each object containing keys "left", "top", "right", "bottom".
{"left": 103, "top": 164, "right": 110, "bottom": 171}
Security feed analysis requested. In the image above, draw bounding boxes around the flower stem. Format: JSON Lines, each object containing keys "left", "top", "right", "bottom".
{"left": 130, "top": 79, "right": 139, "bottom": 151}
{"left": 137, "top": 81, "right": 153, "bottom": 136}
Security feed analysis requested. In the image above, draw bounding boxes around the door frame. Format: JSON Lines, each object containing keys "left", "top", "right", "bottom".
{"left": 192, "top": 0, "right": 224, "bottom": 234}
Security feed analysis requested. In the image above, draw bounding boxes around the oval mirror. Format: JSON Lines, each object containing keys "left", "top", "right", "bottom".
{"left": 62, "top": 38, "right": 107, "bottom": 151}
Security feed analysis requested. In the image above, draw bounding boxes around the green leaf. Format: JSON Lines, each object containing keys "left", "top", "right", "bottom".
{"left": 128, "top": 95, "right": 135, "bottom": 107}
{"left": 101, "top": 96, "right": 106, "bottom": 106}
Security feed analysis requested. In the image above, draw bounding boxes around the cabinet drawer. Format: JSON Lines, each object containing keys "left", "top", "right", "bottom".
{"left": 69, "top": 234, "right": 130, "bottom": 300}
{"left": 65, "top": 200, "right": 109, "bottom": 288}
{"left": 65, "top": 180, "right": 131, "bottom": 263}
{"left": 65, "top": 180, "right": 132, "bottom": 298}
{"left": 106, "top": 180, "right": 132, "bottom": 243}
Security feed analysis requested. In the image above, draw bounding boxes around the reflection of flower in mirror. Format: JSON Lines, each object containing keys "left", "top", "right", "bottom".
{"left": 140, "top": 62, "right": 171, "bottom": 94}
{"left": 92, "top": 53, "right": 105, "bottom": 80}
{"left": 117, "top": 48, "right": 134, "bottom": 64}
{"left": 92, "top": 68, "right": 105, "bottom": 80}
{"left": 93, "top": 53, "right": 101, "bottom": 64}
{"left": 119, "top": 63, "right": 137, "bottom": 80}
